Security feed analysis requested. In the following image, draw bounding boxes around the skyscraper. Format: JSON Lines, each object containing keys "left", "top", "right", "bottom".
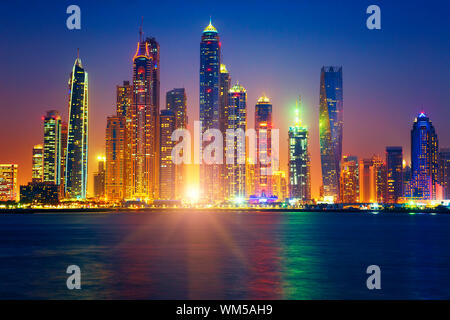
{"left": 93, "top": 156, "right": 106, "bottom": 199}
{"left": 105, "top": 115, "right": 126, "bottom": 202}
{"left": 159, "top": 110, "right": 176, "bottom": 200}
{"left": 219, "top": 64, "right": 231, "bottom": 200}
{"left": 226, "top": 82, "right": 247, "bottom": 199}
{"left": 373, "top": 155, "right": 387, "bottom": 203}
{"left": 43, "top": 110, "right": 62, "bottom": 184}
{"left": 288, "top": 98, "right": 310, "bottom": 202}
{"left": 409, "top": 113, "right": 439, "bottom": 200}
{"left": 340, "top": 155, "right": 358, "bottom": 203}
{"left": 127, "top": 30, "right": 159, "bottom": 200}
{"left": 272, "top": 171, "right": 288, "bottom": 201}
{"left": 386, "top": 146, "right": 403, "bottom": 203}
{"left": 65, "top": 53, "right": 89, "bottom": 200}
{"left": 32, "top": 145, "right": 44, "bottom": 183}
{"left": 0, "top": 164, "right": 19, "bottom": 202}
{"left": 319, "top": 66, "right": 343, "bottom": 202}
{"left": 59, "top": 122, "right": 68, "bottom": 189}
{"left": 359, "top": 158, "right": 376, "bottom": 203}
{"left": 116, "top": 80, "right": 132, "bottom": 117}
{"left": 166, "top": 88, "right": 187, "bottom": 199}
{"left": 439, "top": 148, "right": 450, "bottom": 199}
{"left": 200, "top": 19, "right": 221, "bottom": 201}
{"left": 255, "top": 95, "right": 273, "bottom": 197}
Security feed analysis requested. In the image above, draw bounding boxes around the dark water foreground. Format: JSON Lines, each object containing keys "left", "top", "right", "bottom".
{"left": 0, "top": 211, "right": 449, "bottom": 299}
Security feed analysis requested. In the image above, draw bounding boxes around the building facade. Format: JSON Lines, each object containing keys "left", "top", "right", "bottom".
{"left": 43, "top": 110, "right": 62, "bottom": 184}
{"left": 32, "top": 144, "right": 44, "bottom": 183}
{"left": 340, "top": 155, "right": 358, "bottom": 203}
{"left": 439, "top": 148, "right": 450, "bottom": 199}
{"left": 386, "top": 146, "right": 403, "bottom": 203}
{"left": 0, "top": 164, "right": 19, "bottom": 202}
{"left": 255, "top": 95, "right": 273, "bottom": 197}
{"left": 359, "top": 158, "right": 376, "bottom": 203}
{"left": 159, "top": 110, "right": 176, "bottom": 200}
{"left": 116, "top": 80, "right": 132, "bottom": 117}
{"left": 93, "top": 156, "right": 106, "bottom": 199}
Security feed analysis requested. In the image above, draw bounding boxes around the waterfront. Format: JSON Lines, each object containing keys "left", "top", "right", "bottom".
{"left": 0, "top": 210, "right": 449, "bottom": 299}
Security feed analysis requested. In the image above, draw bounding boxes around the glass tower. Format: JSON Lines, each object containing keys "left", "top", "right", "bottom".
{"left": 43, "top": 110, "right": 62, "bottom": 184}
{"left": 65, "top": 54, "right": 88, "bottom": 200}
{"left": 319, "top": 66, "right": 343, "bottom": 202}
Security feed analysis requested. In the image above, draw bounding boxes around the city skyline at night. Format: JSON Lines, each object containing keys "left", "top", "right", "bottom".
{"left": 1, "top": 1, "right": 450, "bottom": 200}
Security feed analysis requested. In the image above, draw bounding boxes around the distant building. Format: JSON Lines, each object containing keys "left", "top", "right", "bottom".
{"left": 20, "top": 182, "right": 59, "bottom": 205}
{"left": 219, "top": 64, "right": 231, "bottom": 200}
{"left": 116, "top": 80, "right": 132, "bottom": 117}
{"left": 319, "top": 66, "right": 343, "bottom": 202}
{"left": 255, "top": 95, "right": 273, "bottom": 197}
{"left": 386, "top": 147, "right": 403, "bottom": 203}
{"left": 43, "top": 110, "right": 62, "bottom": 184}
{"left": 439, "top": 148, "right": 450, "bottom": 199}
{"left": 272, "top": 171, "right": 288, "bottom": 201}
{"left": 373, "top": 155, "right": 387, "bottom": 203}
{"left": 159, "top": 110, "right": 176, "bottom": 200}
{"left": 359, "top": 158, "right": 377, "bottom": 203}
{"left": 32, "top": 145, "right": 44, "bottom": 183}
{"left": 105, "top": 115, "right": 126, "bottom": 202}
{"left": 59, "top": 122, "right": 68, "bottom": 191}
{"left": 93, "top": 156, "right": 106, "bottom": 199}
{"left": 340, "top": 155, "right": 358, "bottom": 203}
{"left": 0, "top": 164, "right": 19, "bottom": 202}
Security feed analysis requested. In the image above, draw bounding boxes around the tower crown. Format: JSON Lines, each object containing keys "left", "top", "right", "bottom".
{"left": 257, "top": 95, "right": 270, "bottom": 103}
{"left": 203, "top": 18, "right": 218, "bottom": 33}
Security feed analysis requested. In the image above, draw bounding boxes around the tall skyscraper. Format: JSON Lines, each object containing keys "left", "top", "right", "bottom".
{"left": 200, "top": 19, "right": 221, "bottom": 202}
{"left": 359, "top": 158, "right": 376, "bottom": 203}
{"left": 116, "top": 80, "right": 132, "bottom": 117}
{"left": 43, "top": 110, "right": 62, "bottom": 184}
{"left": 409, "top": 113, "right": 439, "bottom": 200}
{"left": 93, "top": 156, "right": 106, "bottom": 199}
{"left": 439, "top": 148, "right": 450, "bottom": 199}
{"left": 105, "top": 115, "right": 127, "bottom": 202}
{"left": 127, "top": 30, "right": 160, "bottom": 200}
{"left": 226, "top": 82, "right": 247, "bottom": 199}
{"left": 65, "top": 53, "right": 89, "bottom": 200}
{"left": 59, "top": 122, "right": 68, "bottom": 189}
{"left": 288, "top": 98, "right": 311, "bottom": 202}
{"left": 319, "top": 66, "right": 343, "bottom": 202}
{"left": 386, "top": 146, "right": 403, "bottom": 203}
{"left": 0, "top": 164, "right": 19, "bottom": 202}
{"left": 255, "top": 95, "right": 273, "bottom": 197}
{"left": 340, "top": 155, "right": 358, "bottom": 203}
{"left": 166, "top": 88, "right": 187, "bottom": 199}
{"left": 159, "top": 110, "right": 176, "bottom": 200}
{"left": 32, "top": 145, "right": 44, "bottom": 183}
{"left": 373, "top": 155, "right": 387, "bottom": 203}
{"left": 219, "top": 64, "right": 231, "bottom": 200}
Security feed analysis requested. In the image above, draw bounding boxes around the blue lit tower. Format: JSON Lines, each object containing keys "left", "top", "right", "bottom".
{"left": 410, "top": 112, "right": 439, "bottom": 199}
{"left": 319, "top": 66, "right": 343, "bottom": 202}
{"left": 200, "top": 19, "right": 221, "bottom": 201}
{"left": 65, "top": 52, "right": 88, "bottom": 200}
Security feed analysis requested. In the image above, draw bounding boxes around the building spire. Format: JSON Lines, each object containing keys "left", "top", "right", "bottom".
{"left": 139, "top": 16, "right": 143, "bottom": 42}
{"left": 295, "top": 95, "right": 302, "bottom": 127}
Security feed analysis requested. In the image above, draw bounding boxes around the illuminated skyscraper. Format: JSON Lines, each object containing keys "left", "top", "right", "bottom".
{"left": 272, "top": 171, "right": 288, "bottom": 201}
{"left": 32, "top": 145, "right": 44, "bottom": 183}
{"left": 255, "top": 95, "right": 273, "bottom": 197}
{"left": 105, "top": 115, "right": 126, "bottom": 202}
{"left": 409, "top": 113, "right": 439, "bottom": 200}
{"left": 372, "top": 155, "right": 387, "bottom": 203}
{"left": 159, "top": 110, "right": 176, "bottom": 200}
{"left": 288, "top": 98, "right": 310, "bottom": 202}
{"left": 319, "top": 66, "right": 343, "bottom": 202}
{"left": 127, "top": 30, "right": 159, "bottom": 200}
{"left": 340, "top": 155, "right": 358, "bottom": 203}
{"left": 116, "top": 80, "right": 132, "bottom": 117}
{"left": 43, "top": 110, "right": 62, "bottom": 184}
{"left": 359, "top": 158, "right": 377, "bottom": 203}
{"left": 386, "top": 146, "right": 403, "bottom": 203}
{"left": 59, "top": 122, "right": 68, "bottom": 189}
{"left": 226, "top": 82, "right": 247, "bottom": 199}
{"left": 93, "top": 156, "right": 106, "bottom": 199}
{"left": 200, "top": 19, "right": 221, "bottom": 201}
{"left": 65, "top": 53, "right": 89, "bottom": 200}
{"left": 166, "top": 88, "right": 187, "bottom": 199}
{"left": 439, "top": 148, "right": 450, "bottom": 199}
{"left": 0, "top": 164, "right": 19, "bottom": 202}
{"left": 219, "top": 64, "right": 231, "bottom": 200}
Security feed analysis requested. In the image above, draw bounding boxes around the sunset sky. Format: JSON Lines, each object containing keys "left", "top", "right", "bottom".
{"left": 1, "top": 0, "right": 449, "bottom": 198}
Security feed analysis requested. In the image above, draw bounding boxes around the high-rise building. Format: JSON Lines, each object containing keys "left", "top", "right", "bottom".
{"left": 386, "top": 146, "right": 403, "bottom": 203}
{"left": 32, "top": 145, "right": 44, "bottom": 183}
{"left": 246, "top": 161, "right": 256, "bottom": 198}
{"left": 116, "top": 80, "right": 132, "bottom": 117}
{"left": 200, "top": 19, "right": 221, "bottom": 202}
{"left": 272, "top": 171, "right": 288, "bottom": 202}
{"left": 340, "top": 155, "right": 358, "bottom": 203}
{"left": 126, "top": 30, "right": 160, "bottom": 200}
{"left": 93, "top": 156, "right": 106, "bottom": 199}
{"left": 288, "top": 98, "right": 310, "bottom": 202}
{"left": 159, "top": 110, "right": 176, "bottom": 200}
{"left": 59, "top": 122, "right": 68, "bottom": 189}
{"left": 43, "top": 110, "right": 62, "bottom": 184}
{"left": 255, "top": 95, "right": 273, "bottom": 197}
{"left": 373, "top": 155, "right": 387, "bottom": 203}
{"left": 166, "top": 88, "right": 188, "bottom": 199}
{"left": 319, "top": 66, "right": 343, "bottom": 202}
{"left": 0, "top": 164, "right": 19, "bottom": 202}
{"left": 408, "top": 113, "right": 439, "bottom": 200}
{"left": 439, "top": 148, "right": 450, "bottom": 199}
{"left": 65, "top": 53, "right": 89, "bottom": 200}
{"left": 359, "top": 158, "right": 377, "bottom": 203}
{"left": 219, "top": 64, "right": 231, "bottom": 200}
{"left": 105, "top": 115, "right": 127, "bottom": 202}
{"left": 226, "top": 82, "right": 247, "bottom": 199}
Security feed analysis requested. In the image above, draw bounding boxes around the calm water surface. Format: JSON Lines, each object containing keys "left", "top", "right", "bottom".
{"left": 0, "top": 211, "right": 449, "bottom": 299}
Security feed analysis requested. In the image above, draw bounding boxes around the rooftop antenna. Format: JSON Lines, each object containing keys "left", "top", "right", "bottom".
{"left": 139, "top": 16, "right": 144, "bottom": 42}
{"left": 77, "top": 48, "right": 79, "bottom": 60}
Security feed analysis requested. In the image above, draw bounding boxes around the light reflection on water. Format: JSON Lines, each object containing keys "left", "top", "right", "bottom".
{"left": 0, "top": 211, "right": 449, "bottom": 299}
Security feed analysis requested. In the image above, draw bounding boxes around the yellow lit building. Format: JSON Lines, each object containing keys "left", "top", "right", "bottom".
{"left": 0, "top": 164, "right": 19, "bottom": 202}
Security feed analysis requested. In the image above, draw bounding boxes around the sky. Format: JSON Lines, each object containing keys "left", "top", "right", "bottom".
{"left": 1, "top": 0, "right": 450, "bottom": 198}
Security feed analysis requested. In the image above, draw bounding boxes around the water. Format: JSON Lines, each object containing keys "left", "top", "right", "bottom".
{"left": 0, "top": 210, "right": 449, "bottom": 299}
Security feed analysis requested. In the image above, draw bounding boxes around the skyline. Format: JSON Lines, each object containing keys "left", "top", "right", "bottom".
{"left": 1, "top": 1, "right": 450, "bottom": 198}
